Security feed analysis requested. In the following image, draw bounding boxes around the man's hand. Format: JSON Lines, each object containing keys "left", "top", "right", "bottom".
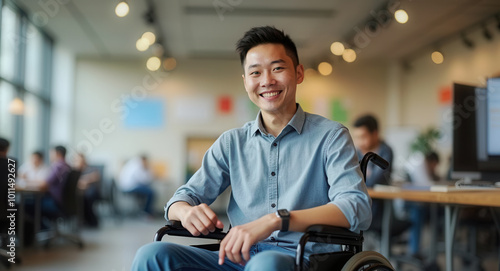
{"left": 169, "top": 202, "right": 224, "bottom": 236}
{"left": 218, "top": 213, "right": 280, "bottom": 266}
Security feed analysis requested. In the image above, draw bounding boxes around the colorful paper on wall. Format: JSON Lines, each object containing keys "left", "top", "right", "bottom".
{"left": 331, "top": 99, "right": 348, "bottom": 123}
{"left": 123, "top": 98, "right": 165, "bottom": 129}
{"left": 218, "top": 96, "right": 233, "bottom": 114}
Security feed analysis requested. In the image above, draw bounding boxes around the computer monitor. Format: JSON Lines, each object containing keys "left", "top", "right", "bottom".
{"left": 451, "top": 83, "right": 481, "bottom": 182}
{"left": 477, "top": 77, "right": 500, "bottom": 180}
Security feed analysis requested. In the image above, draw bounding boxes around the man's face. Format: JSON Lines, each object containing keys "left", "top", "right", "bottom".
{"left": 353, "top": 126, "right": 378, "bottom": 154}
{"left": 32, "top": 154, "right": 42, "bottom": 167}
{"left": 242, "top": 43, "right": 304, "bottom": 115}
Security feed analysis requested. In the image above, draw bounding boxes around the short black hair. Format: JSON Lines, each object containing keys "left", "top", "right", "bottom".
{"left": 32, "top": 151, "right": 44, "bottom": 160}
{"left": 0, "top": 138, "right": 10, "bottom": 152}
{"left": 236, "top": 26, "right": 299, "bottom": 68}
{"left": 353, "top": 115, "right": 379, "bottom": 133}
{"left": 54, "top": 145, "right": 67, "bottom": 158}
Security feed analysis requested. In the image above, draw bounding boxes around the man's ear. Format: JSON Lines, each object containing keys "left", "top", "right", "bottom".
{"left": 296, "top": 64, "right": 305, "bottom": 84}
{"left": 242, "top": 74, "right": 249, "bottom": 93}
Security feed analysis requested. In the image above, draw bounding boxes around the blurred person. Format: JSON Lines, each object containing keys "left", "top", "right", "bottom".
{"left": 74, "top": 153, "right": 100, "bottom": 228}
{"left": 19, "top": 151, "right": 50, "bottom": 186}
{"left": 405, "top": 151, "right": 440, "bottom": 257}
{"left": 353, "top": 114, "right": 393, "bottom": 229}
{"left": 132, "top": 26, "right": 371, "bottom": 270}
{"left": 118, "top": 155, "right": 155, "bottom": 216}
{"left": 26, "top": 146, "right": 72, "bottom": 218}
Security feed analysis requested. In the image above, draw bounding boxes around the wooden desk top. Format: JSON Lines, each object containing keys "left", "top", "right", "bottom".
{"left": 368, "top": 188, "right": 500, "bottom": 208}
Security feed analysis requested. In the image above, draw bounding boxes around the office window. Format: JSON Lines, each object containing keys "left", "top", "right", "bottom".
{"left": 0, "top": 82, "right": 15, "bottom": 140}
{"left": 0, "top": 2, "right": 53, "bottom": 162}
{"left": 0, "top": 5, "right": 20, "bottom": 81}
{"left": 25, "top": 24, "right": 44, "bottom": 94}
{"left": 23, "top": 93, "right": 44, "bottom": 159}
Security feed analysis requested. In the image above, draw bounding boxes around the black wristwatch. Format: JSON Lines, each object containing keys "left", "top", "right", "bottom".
{"left": 276, "top": 209, "right": 290, "bottom": 232}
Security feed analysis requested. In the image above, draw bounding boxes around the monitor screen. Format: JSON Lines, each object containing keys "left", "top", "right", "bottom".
{"left": 487, "top": 78, "right": 500, "bottom": 156}
{"left": 451, "top": 83, "right": 481, "bottom": 180}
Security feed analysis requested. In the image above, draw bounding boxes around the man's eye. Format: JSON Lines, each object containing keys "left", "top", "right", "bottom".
{"left": 250, "top": 71, "right": 260, "bottom": 75}
{"left": 273, "top": 67, "right": 284, "bottom": 71}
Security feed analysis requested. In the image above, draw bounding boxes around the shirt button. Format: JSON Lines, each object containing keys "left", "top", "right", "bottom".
{"left": 273, "top": 143, "right": 277, "bottom": 147}
{"left": 271, "top": 203, "right": 276, "bottom": 208}
{"left": 271, "top": 172, "right": 276, "bottom": 176}
{"left": 270, "top": 237, "right": 276, "bottom": 241}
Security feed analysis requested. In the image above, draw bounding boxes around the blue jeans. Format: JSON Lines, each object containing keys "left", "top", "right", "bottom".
{"left": 126, "top": 184, "right": 155, "bottom": 215}
{"left": 132, "top": 241, "right": 302, "bottom": 271}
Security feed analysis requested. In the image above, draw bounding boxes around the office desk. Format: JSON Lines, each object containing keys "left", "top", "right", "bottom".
{"left": 368, "top": 188, "right": 500, "bottom": 271}
{"left": 17, "top": 186, "right": 45, "bottom": 251}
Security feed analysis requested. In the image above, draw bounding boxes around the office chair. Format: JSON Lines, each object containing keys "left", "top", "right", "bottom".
{"left": 154, "top": 152, "right": 394, "bottom": 271}
{"left": 42, "top": 170, "right": 84, "bottom": 249}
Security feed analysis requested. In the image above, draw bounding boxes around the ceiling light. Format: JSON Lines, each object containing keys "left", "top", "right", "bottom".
{"left": 146, "top": 56, "right": 161, "bottom": 71}
{"left": 461, "top": 33, "right": 474, "bottom": 49}
{"left": 115, "top": 1, "right": 129, "bottom": 17}
{"left": 482, "top": 24, "right": 492, "bottom": 41}
{"left": 431, "top": 51, "right": 444, "bottom": 64}
{"left": 142, "top": 31, "right": 156, "bottom": 45}
{"left": 394, "top": 9, "right": 409, "bottom": 24}
{"left": 9, "top": 97, "right": 24, "bottom": 115}
{"left": 163, "top": 57, "right": 177, "bottom": 71}
{"left": 318, "top": 62, "right": 333, "bottom": 76}
{"left": 342, "top": 48, "right": 357, "bottom": 63}
{"left": 136, "top": 38, "right": 150, "bottom": 51}
{"left": 330, "top": 42, "right": 345, "bottom": 56}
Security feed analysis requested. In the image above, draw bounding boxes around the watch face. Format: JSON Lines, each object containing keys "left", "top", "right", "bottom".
{"left": 278, "top": 209, "right": 290, "bottom": 217}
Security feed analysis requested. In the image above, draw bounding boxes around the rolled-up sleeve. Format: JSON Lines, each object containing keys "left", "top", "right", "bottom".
{"left": 325, "top": 127, "right": 372, "bottom": 232}
{"left": 164, "top": 133, "right": 231, "bottom": 221}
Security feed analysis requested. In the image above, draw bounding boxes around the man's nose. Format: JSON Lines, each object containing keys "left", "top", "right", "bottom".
{"left": 261, "top": 71, "right": 276, "bottom": 87}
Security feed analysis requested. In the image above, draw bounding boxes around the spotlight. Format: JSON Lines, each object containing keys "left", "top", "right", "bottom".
{"left": 342, "top": 49, "right": 357, "bottom": 63}
{"left": 482, "top": 24, "right": 492, "bottom": 41}
{"left": 431, "top": 50, "right": 444, "bottom": 64}
{"left": 318, "top": 62, "right": 333, "bottom": 76}
{"left": 146, "top": 56, "right": 161, "bottom": 71}
{"left": 461, "top": 33, "right": 474, "bottom": 49}
{"left": 115, "top": 1, "right": 129, "bottom": 17}
{"left": 330, "top": 42, "right": 345, "bottom": 56}
{"left": 394, "top": 9, "right": 409, "bottom": 24}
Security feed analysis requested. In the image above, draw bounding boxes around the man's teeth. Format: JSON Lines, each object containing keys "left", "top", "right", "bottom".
{"left": 262, "top": 92, "right": 280, "bottom": 98}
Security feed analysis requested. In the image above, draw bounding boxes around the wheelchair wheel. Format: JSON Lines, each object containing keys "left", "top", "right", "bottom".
{"left": 341, "top": 251, "right": 394, "bottom": 271}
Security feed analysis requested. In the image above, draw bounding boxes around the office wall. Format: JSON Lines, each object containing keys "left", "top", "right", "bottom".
{"left": 72, "top": 57, "right": 388, "bottom": 190}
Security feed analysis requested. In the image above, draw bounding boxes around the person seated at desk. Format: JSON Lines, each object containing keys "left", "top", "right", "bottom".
{"left": 18, "top": 151, "right": 50, "bottom": 187}
{"left": 352, "top": 114, "right": 393, "bottom": 229}
{"left": 132, "top": 26, "right": 371, "bottom": 271}
{"left": 405, "top": 151, "right": 440, "bottom": 257}
{"left": 74, "top": 153, "right": 100, "bottom": 228}
{"left": 25, "top": 146, "right": 72, "bottom": 218}
{"left": 118, "top": 155, "right": 155, "bottom": 217}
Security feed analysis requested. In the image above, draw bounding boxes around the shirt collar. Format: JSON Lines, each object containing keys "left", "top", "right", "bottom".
{"left": 251, "top": 104, "right": 305, "bottom": 136}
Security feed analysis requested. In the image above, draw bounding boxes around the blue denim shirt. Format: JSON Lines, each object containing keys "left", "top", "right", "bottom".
{"left": 165, "top": 105, "right": 372, "bottom": 255}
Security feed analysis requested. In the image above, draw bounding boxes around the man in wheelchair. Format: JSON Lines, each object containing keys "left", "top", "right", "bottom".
{"left": 132, "top": 26, "right": 373, "bottom": 271}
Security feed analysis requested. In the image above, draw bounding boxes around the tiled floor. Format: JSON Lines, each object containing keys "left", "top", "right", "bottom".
{"left": 7, "top": 217, "right": 499, "bottom": 271}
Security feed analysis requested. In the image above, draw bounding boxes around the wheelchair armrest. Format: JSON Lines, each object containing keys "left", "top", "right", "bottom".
{"left": 305, "top": 225, "right": 363, "bottom": 243}
{"left": 295, "top": 225, "right": 364, "bottom": 271}
{"left": 154, "top": 220, "right": 227, "bottom": 242}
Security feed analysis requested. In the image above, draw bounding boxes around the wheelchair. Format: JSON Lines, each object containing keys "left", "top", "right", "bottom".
{"left": 154, "top": 152, "right": 395, "bottom": 271}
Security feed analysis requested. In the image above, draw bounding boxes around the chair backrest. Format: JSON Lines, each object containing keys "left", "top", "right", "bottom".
{"left": 60, "top": 170, "right": 82, "bottom": 216}
{"left": 359, "top": 152, "right": 389, "bottom": 182}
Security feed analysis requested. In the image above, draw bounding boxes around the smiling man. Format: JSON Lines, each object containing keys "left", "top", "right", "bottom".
{"left": 132, "top": 26, "right": 371, "bottom": 271}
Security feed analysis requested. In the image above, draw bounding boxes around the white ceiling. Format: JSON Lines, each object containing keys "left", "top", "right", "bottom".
{"left": 15, "top": 0, "right": 500, "bottom": 66}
